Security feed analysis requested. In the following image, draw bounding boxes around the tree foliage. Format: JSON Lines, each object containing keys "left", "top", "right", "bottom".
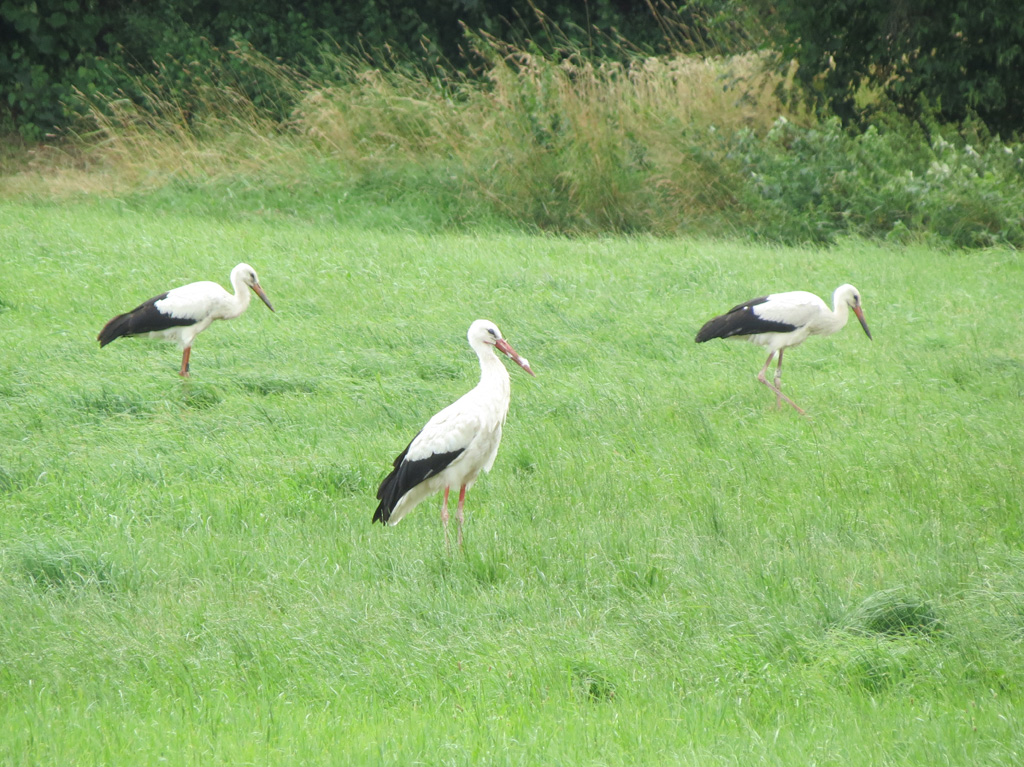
{"left": 772, "top": 0, "right": 1024, "bottom": 138}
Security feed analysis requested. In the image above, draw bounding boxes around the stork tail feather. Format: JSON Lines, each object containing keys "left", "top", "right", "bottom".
{"left": 97, "top": 312, "right": 134, "bottom": 347}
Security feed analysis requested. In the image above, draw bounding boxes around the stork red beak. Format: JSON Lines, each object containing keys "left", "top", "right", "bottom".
{"left": 853, "top": 305, "right": 872, "bottom": 340}
{"left": 253, "top": 284, "right": 275, "bottom": 312}
{"left": 495, "top": 338, "right": 535, "bottom": 377}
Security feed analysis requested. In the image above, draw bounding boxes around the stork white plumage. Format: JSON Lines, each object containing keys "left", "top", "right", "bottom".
{"left": 374, "top": 319, "right": 535, "bottom": 547}
{"left": 98, "top": 263, "right": 274, "bottom": 377}
{"left": 695, "top": 284, "right": 872, "bottom": 414}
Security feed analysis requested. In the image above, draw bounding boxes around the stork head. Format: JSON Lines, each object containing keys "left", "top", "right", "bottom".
{"left": 835, "top": 284, "right": 871, "bottom": 340}
{"left": 469, "top": 319, "right": 535, "bottom": 376}
{"left": 233, "top": 262, "right": 275, "bottom": 312}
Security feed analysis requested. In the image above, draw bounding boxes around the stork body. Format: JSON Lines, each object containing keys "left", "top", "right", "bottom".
{"left": 695, "top": 284, "right": 872, "bottom": 414}
{"left": 98, "top": 263, "right": 274, "bottom": 376}
{"left": 374, "top": 319, "right": 535, "bottom": 547}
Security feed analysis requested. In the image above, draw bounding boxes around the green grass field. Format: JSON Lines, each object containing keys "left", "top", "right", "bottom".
{"left": 1, "top": 197, "right": 1023, "bottom": 765}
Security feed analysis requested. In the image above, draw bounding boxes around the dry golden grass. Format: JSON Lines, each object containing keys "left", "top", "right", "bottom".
{"left": 445, "top": 46, "right": 805, "bottom": 229}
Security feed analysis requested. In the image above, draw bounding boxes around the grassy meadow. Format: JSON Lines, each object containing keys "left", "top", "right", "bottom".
{"left": 0, "top": 195, "right": 1022, "bottom": 765}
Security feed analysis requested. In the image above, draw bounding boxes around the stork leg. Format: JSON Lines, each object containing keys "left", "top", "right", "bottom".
{"left": 774, "top": 348, "right": 784, "bottom": 408}
{"left": 179, "top": 347, "right": 192, "bottom": 378}
{"left": 755, "top": 352, "right": 776, "bottom": 394}
{"left": 441, "top": 486, "right": 452, "bottom": 550}
{"left": 756, "top": 350, "right": 805, "bottom": 415}
{"left": 455, "top": 485, "right": 467, "bottom": 548}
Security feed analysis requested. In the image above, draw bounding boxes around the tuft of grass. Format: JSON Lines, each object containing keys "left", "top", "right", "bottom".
{"left": 178, "top": 382, "right": 225, "bottom": 410}
{"left": 0, "top": 466, "right": 20, "bottom": 494}
{"left": 68, "top": 387, "right": 153, "bottom": 419}
{"left": 234, "top": 375, "right": 320, "bottom": 396}
{"left": 465, "top": 546, "right": 514, "bottom": 587}
{"left": 817, "top": 633, "right": 931, "bottom": 694}
{"left": 15, "top": 540, "right": 123, "bottom": 592}
{"left": 570, "top": 662, "right": 618, "bottom": 702}
{"left": 291, "top": 462, "right": 368, "bottom": 498}
{"left": 843, "top": 589, "right": 943, "bottom": 637}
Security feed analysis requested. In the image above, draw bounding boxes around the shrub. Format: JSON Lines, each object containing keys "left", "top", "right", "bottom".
{"left": 732, "top": 115, "right": 1024, "bottom": 246}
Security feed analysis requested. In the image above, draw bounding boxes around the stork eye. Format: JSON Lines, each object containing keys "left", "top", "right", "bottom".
{"left": 487, "top": 328, "right": 498, "bottom": 338}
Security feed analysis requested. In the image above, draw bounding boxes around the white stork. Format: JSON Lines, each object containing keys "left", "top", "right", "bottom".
{"left": 98, "top": 263, "right": 274, "bottom": 377}
{"left": 695, "top": 284, "right": 872, "bottom": 414}
{"left": 374, "top": 319, "right": 535, "bottom": 547}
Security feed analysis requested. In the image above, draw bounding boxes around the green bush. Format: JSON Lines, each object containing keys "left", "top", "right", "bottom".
{"left": 0, "top": 0, "right": 119, "bottom": 138}
{"left": 733, "top": 116, "right": 1024, "bottom": 246}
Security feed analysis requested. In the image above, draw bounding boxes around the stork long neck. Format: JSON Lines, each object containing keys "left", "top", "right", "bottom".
{"left": 476, "top": 344, "right": 512, "bottom": 401}
{"left": 819, "top": 293, "right": 851, "bottom": 336}
{"left": 225, "top": 272, "right": 253, "bottom": 319}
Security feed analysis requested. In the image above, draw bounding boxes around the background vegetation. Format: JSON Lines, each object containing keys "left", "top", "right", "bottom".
{"left": 1, "top": 0, "right": 732, "bottom": 136}
{"left": 3, "top": 3, "right": 1023, "bottom": 247}
{"left": 5, "top": 1, "right": 1023, "bottom": 139}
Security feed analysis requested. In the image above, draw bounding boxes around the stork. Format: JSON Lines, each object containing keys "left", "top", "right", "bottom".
{"left": 695, "top": 284, "right": 872, "bottom": 414}
{"left": 98, "top": 263, "right": 274, "bottom": 377}
{"left": 374, "top": 319, "right": 535, "bottom": 547}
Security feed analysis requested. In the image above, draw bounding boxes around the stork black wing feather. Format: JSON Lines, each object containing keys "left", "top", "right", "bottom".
{"left": 695, "top": 296, "right": 796, "bottom": 342}
{"left": 98, "top": 292, "right": 199, "bottom": 346}
{"left": 373, "top": 433, "right": 465, "bottom": 524}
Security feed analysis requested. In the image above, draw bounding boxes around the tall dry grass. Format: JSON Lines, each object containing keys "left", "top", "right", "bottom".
{"left": 294, "top": 38, "right": 807, "bottom": 232}
{"left": 456, "top": 40, "right": 802, "bottom": 231}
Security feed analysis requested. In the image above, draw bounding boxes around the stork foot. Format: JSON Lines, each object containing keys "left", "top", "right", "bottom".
{"left": 757, "top": 372, "right": 806, "bottom": 416}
